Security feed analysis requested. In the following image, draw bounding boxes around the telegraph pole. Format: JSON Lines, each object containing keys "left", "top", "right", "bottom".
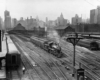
{"left": 67, "top": 33, "right": 83, "bottom": 77}
{"left": 67, "top": 17, "right": 83, "bottom": 77}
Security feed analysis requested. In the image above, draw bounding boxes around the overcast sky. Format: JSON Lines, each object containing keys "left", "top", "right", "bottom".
{"left": 0, "top": 0, "right": 100, "bottom": 22}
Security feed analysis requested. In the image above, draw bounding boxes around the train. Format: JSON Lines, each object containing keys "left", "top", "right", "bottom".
{"left": 43, "top": 41, "right": 62, "bottom": 57}
{"left": 30, "top": 36, "right": 63, "bottom": 58}
{"left": 77, "top": 39, "right": 100, "bottom": 50}
{"left": 67, "top": 38, "right": 100, "bottom": 50}
{"left": 5, "top": 35, "right": 21, "bottom": 71}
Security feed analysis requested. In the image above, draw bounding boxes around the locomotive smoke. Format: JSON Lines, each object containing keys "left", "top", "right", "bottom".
{"left": 47, "top": 30, "right": 60, "bottom": 43}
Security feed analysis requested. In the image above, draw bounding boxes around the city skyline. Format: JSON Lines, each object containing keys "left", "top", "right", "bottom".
{"left": 0, "top": 0, "right": 100, "bottom": 22}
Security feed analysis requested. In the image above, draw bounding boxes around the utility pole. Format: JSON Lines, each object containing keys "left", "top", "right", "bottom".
{"left": 67, "top": 33, "right": 83, "bottom": 77}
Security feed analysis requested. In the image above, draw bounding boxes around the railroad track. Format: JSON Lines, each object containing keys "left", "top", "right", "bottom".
{"left": 62, "top": 41, "right": 100, "bottom": 69}
{"left": 14, "top": 35, "right": 67, "bottom": 80}
{"left": 12, "top": 33, "right": 100, "bottom": 79}
{"left": 60, "top": 44, "right": 97, "bottom": 79}
{"left": 11, "top": 35, "right": 62, "bottom": 80}
{"left": 29, "top": 36, "right": 100, "bottom": 80}
{"left": 11, "top": 37, "right": 52, "bottom": 80}
{"left": 14, "top": 34, "right": 76, "bottom": 80}
{"left": 11, "top": 31, "right": 100, "bottom": 80}
{"left": 21, "top": 52, "right": 44, "bottom": 80}
{"left": 10, "top": 36, "right": 42, "bottom": 80}
{"left": 25, "top": 42, "right": 69, "bottom": 80}
{"left": 25, "top": 41, "right": 75, "bottom": 80}
{"left": 60, "top": 40, "right": 100, "bottom": 80}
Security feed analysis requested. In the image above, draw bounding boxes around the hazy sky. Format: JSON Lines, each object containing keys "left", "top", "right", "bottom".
{"left": 0, "top": 0, "right": 100, "bottom": 22}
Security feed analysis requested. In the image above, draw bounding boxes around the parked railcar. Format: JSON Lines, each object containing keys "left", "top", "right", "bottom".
{"left": 6, "top": 36, "right": 21, "bottom": 71}
{"left": 66, "top": 38, "right": 100, "bottom": 50}
{"left": 77, "top": 39, "right": 99, "bottom": 50}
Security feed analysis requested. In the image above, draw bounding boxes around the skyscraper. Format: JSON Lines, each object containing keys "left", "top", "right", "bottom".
{"left": 57, "top": 13, "right": 68, "bottom": 26}
{"left": 4, "top": 10, "right": 11, "bottom": 30}
{"left": 90, "top": 9, "right": 97, "bottom": 24}
{"left": 12, "top": 18, "right": 17, "bottom": 28}
{"left": 71, "top": 14, "right": 82, "bottom": 25}
{"left": 0, "top": 17, "right": 3, "bottom": 30}
{"left": 97, "top": 6, "right": 100, "bottom": 24}
{"left": 90, "top": 6, "right": 100, "bottom": 24}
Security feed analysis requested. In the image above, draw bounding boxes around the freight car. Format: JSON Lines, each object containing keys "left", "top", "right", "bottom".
{"left": 31, "top": 37, "right": 63, "bottom": 58}
{"left": 5, "top": 36, "right": 21, "bottom": 71}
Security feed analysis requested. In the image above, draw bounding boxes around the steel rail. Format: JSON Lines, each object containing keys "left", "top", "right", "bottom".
{"left": 27, "top": 42, "right": 69, "bottom": 80}
{"left": 31, "top": 35, "right": 100, "bottom": 80}
{"left": 12, "top": 36, "right": 59, "bottom": 80}
{"left": 11, "top": 37, "right": 44, "bottom": 80}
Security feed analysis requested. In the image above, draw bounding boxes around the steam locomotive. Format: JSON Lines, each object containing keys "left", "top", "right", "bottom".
{"left": 43, "top": 41, "right": 63, "bottom": 58}
{"left": 30, "top": 37, "right": 63, "bottom": 58}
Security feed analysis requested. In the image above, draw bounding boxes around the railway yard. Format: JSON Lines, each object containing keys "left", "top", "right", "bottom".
{"left": 10, "top": 34, "right": 76, "bottom": 80}
{"left": 1, "top": 32, "right": 100, "bottom": 80}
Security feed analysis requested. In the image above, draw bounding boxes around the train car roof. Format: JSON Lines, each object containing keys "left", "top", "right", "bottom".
{"left": 7, "top": 36, "right": 19, "bottom": 54}
{"left": 8, "top": 43, "right": 19, "bottom": 54}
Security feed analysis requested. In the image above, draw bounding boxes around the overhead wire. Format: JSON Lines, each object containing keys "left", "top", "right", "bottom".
{"left": 84, "top": 0, "right": 96, "bottom": 7}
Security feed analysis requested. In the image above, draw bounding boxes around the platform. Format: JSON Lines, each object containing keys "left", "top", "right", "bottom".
{"left": 0, "top": 37, "right": 7, "bottom": 57}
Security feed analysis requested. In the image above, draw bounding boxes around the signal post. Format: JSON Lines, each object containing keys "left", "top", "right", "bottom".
{"left": 67, "top": 33, "right": 83, "bottom": 77}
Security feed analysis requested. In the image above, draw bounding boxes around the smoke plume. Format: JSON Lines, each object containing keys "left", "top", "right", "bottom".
{"left": 47, "top": 30, "right": 60, "bottom": 43}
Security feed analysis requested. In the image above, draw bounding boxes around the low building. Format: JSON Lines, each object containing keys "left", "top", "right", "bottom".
{"left": 54, "top": 25, "right": 75, "bottom": 36}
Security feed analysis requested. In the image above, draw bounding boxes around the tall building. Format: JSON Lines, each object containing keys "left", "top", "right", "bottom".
{"left": 57, "top": 13, "right": 68, "bottom": 26}
{"left": 4, "top": 10, "right": 11, "bottom": 30}
{"left": 71, "top": 14, "right": 82, "bottom": 25}
{"left": 24, "top": 16, "right": 39, "bottom": 30}
{"left": 18, "top": 17, "right": 28, "bottom": 28}
{"left": 59, "top": 13, "right": 64, "bottom": 26}
{"left": 90, "top": 9, "right": 97, "bottom": 24}
{"left": 0, "top": 17, "right": 3, "bottom": 30}
{"left": 12, "top": 18, "right": 17, "bottom": 28}
{"left": 18, "top": 17, "right": 24, "bottom": 25}
{"left": 46, "top": 17, "right": 49, "bottom": 27}
{"left": 90, "top": 6, "right": 100, "bottom": 24}
{"left": 97, "top": 6, "right": 100, "bottom": 24}
{"left": 38, "top": 20, "right": 45, "bottom": 28}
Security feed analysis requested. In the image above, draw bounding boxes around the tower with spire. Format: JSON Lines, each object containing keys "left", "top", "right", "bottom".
{"left": 58, "top": 13, "right": 64, "bottom": 26}
{"left": 60, "top": 13, "right": 64, "bottom": 19}
{"left": 56, "top": 13, "right": 68, "bottom": 26}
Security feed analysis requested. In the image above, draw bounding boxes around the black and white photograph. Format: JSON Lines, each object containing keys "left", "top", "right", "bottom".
{"left": 0, "top": 0, "right": 100, "bottom": 80}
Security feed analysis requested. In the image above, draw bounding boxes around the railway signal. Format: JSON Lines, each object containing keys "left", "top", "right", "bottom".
{"left": 67, "top": 33, "right": 83, "bottom": 77}
{"left": 77, "top": 68, "right": 84, "bottom": 80}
